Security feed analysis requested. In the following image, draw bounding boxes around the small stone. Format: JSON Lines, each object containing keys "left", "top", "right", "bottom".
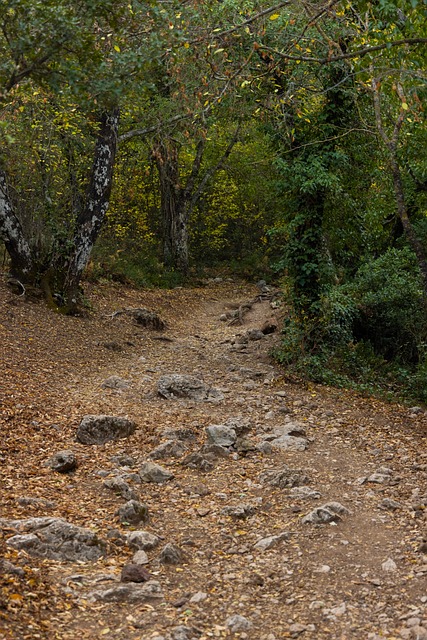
{"left": 126, "top": 531, "right": 160, "bottom": 550}
{"left": 116, "top": 500, "right": 149, "bottom": 525}
{"left": 379, "top": 498, "right": 401, "bottom": 511}
{"left": 290, "top": 486, "right": 321, "bottom": 500}
{"left": 120, "top": 564, "right": 151, "bottom": 583}
{"left": 76, "top": 415, "right": 136, "bottom": 445}
{"left": 221, "top": 504, "right": 256, "bottom": 519}
{"left": 247, "top": 329, "right": 264, "bottom": 341}
{"left": 181, "top": 452, "right": 215, "bottom": 472}
{"left": 205, "top": 424, "right": 237, "bottom": 447}
{"left": 0, "top": 559, "right": 25, "bottom": 577}
{"left": 302, "top": 502, "right": 350, "bottom": 524}
{"left": 170, "top": 626, "right": 195, "bottom": 640}
{"left": 289, "top": 623, "right": 308, "bottom": 637}
{"left": 260, "top": 467, "right": 308, "bottom": 489}
{"left": 189, "top": 591, "right": 208, "bottom": 603}
{"left": 410, "top": 626, "right": 427, "bottom": 640}
{"left": 101, "top": 376, "right": 130, "bottom": 389}
{"left": 254, "top": 532, "right": 290, "bottom": 551}
{"left": 46, "top": 450, "right": 77, "bottom": 473}
{"left": 159, "top": 543, "right": 183, "bottom": 565}
{"left": 381, "top": 557, "right": 397, "bottom": 572}
{"left": 226, "top": 614, "right": 253, "bottom": 632}
{"left": 149, "top": 440, "right": 186, "bottom": 459}
{"left": 139, "top": 461, "right": 174, "bottom": 483}
{"left": 329, "top": 602, "right": 347, "bottom": 617}
{"left": 270, "top": 435, "right": 307, "bottom": 451}
{"left": 132, "top": 549, "right": 149, "bottom": 564}
{"left": 103, "top": 477, "right": 138, "bottom": 501}
{"left": 110, "top": 453, "right": 136, "bottom": 467}
{"left": 89, "top": 580, "right": 162, "bottom": 603}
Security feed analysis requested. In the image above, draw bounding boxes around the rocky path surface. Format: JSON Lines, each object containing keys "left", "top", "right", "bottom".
{"left": 1, "top": 278, "right": 427, "bottom": 640}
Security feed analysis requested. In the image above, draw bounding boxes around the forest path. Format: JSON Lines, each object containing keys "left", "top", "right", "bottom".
{"left": 1, "top": 277, "right": 427, "bottom": 640}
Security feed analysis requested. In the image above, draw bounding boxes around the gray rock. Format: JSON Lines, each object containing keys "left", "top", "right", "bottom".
{"left": 379, "top": 498, "right": 401, "bottom": 511}
{"left": 256, "top": 441, "right": 273, "bottom": 454}
{"left": 2, "top": 517, "right": 106, "bottom": 561}
{"left": 76, "top": 415, "right": 136, "bottom": 445}
{"left": 139, "top": 461, "right": 174, "bottom": 483}
{"left": 181, "top": 452, "right": 215, "bottom": 472}
{"left": 221, "top": 504, "right": 256, "bottom": 519}
{"left": 159, "top": 543, "right": 183, "bottom": 565}
{"left": 302, "top": 502, "right": 350, "bottom": 524}
{"left": 101, "top": 376, "right": 130, "bottom": 389}
{"left": 254, "top": 531, "right": 291, "bottom": 551}
{"left": 120, "top": 563, "right": 151, "bottom": 582}
{"left": 158, "top": 374, "right": 223, "bottom": 402}
{"left": 103, "top": 477, "right": 138, "bottom": 501}
{"left": 260, "top": 467, "right": 309, "bottom": 489}
{"left": 170, "top": 625, "right": 198, "bottom": 640}
{"left": 46, "top": 450, "right": 77, "bottom": 473}
{"left": 200, "top": 443, "right": 230, "bottom": 459}
{"left": 89, "top": 580, "right": 162, "bottom": 603}
{"left": 126, "top": 531, "right": 160, "bottom": 550}
{"left": 270, "top": 435, "right": 308, "bottom": 451}
{"left": 132, "top": 308, "right": 165, "bottom": 331}
{"left": 149, "top": 440, "right": 186, "bottom": 460}
{"left": 290, "top": 486, "right": 321, "bottom": 500}
{"left": 116, "top": 500, "right": 149, "bottom": 525}
{"left": 0, "top": 559, "right": 25, "bottom": 577}
{"left": 272, "top": 423, "right": 306, "bottom": 438}
{"left": 17, "top": 496, "right": 56, "bottom": 509}
{"left": 132, "top": 549, "right": 149, "bottom": 564}
{"left": 205, "top": 424, "right": 237, "bottom": 447}
{"left": 110, "top": 454, "right": 136, "bottom": 467}
{"left": 247, "top": 329, "right": 264, "bottom": 341}
{"left": 226, "top": 614, "right": 253, "bottom": 632}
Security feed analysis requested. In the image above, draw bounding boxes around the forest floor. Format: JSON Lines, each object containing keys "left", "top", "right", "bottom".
{"left": 1, "top": 274, "right": 427, "bottom": 640}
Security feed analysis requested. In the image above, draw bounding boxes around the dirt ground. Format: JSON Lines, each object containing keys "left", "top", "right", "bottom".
{"left": 1, "top": 274, "right": 426, "bottom": 640}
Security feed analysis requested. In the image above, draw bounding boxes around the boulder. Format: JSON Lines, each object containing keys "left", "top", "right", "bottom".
{"left": 158, "top": 374, "right": 223, "bottom": 402}
{"left": 46, "top": 450, "right": 77, "bottom": 473}
{"left": 76, "top": 415, "right": 136, "bottom": 445}
{"left": 2, "top": 517, "right": 106, "bottom": 561}
{"left": 139, "top": 461, "right": 174, "bottom": 483}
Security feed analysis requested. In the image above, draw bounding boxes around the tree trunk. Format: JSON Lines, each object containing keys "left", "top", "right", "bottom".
{"left": 0, "top": 168, "right": 34, "bottom": 280}
{"left": 154, "top": 140, "right": 189, "bottom": 275}
{"left": 390, "top": 153, "right": 427, "bottom": 298}
{"left": 63, "top": 107, "right": 120, "bottom": 312}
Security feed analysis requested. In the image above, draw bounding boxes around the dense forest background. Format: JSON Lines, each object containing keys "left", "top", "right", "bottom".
{"left": 1, "top": 0, "right": 426, "bottom": 401}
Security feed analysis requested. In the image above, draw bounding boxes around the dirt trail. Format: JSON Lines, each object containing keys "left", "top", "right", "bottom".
{"left": 1, "top": 277, "right": 427, "bottom": 640}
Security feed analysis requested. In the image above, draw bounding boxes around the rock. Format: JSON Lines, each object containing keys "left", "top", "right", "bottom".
{"left": 379, "top": 498, "right": 401, "bottom": 511}
{"left": 110, "top": 453, "right": 136, "bottom": 467}
{"left": 89, "top": 580, "right": 163, "bottom": 603}
{"left": 76, "top": 415, "right": 136, "bottom": 445}
{"left": 189, "top": 591, "right": 207, "bottom": 603}
{"left": 46, "top": 450, "right": 77, "bottom": 473}
{"left": 158, "top": 374, "right": 223, "bottom": 402}
{"left": 2, "top": 517, "right": 106, "bottom": 561}
{"left": 181, "top": 452, "right": 215, "bottom": 472}
{"left": 236, "top": 437, "right": 257, "bottom": 455}
{"left": 247, "top": 329, "right": 264, "bottom": 341}
{"left": 260, "top": 467, "right": 309, "bottom": 489}
{"left": 103, "top": 477, "right": 138, "bottom": 501}
{"left": 302, "top": 502, "right": 350, "bottom": 524}
{"left": 170, "top": 626, "right": 196, "bottom": 640}
{"left": 221, "top": 504, "right": 256, "bottom": 519}
{"left": 159, "top": 543, "right": 183, "bottom": 565}
{"left": 200, "top": 444, "right": 230, "bottom": 459}
{"left": 116, "top": 500, "right": 149, "bottom": 525}
{"left": 226, "top": 614, "right": 253, "bottom": 632}
{"left": 120, "top": 564, "right": 151, "bottom": 582}
{"left": 410, "top": 627, "right": 427, "bottom": 639}
{"left": 205, "top": 424, "right": 237, "bottom": 447}
{"left": 132, "top": 308, "right": 165, "bottom": 331}
{"left": 289, "top": 486, "right": 321, "bottom": 499}
{"left": 139, "top": 461, "right": 174, "bottom": 483}
{"left": 261, "top": 319, "right": 277, "bottom": 334}
{"left": 256, "top": 441, "right": 273, "bottom": 454}
{"left": 149, "top": 440, "right": 186, "bottom": 459}
{"left": 270, "top": 435, "right": 308, "bottom": 451}
{"left": 0, "top": 559, "right": 25, "bottom": 577}
{"left": 101, "top": 376, "right": 130, "bottom": 389}
{"left": 126, "top": 531, "right": 160, "bottom": 550}
{"left": 254, "top": 532, "right": 291, "bottom": 551}
{"left": 271, "top": 423, "right": 306, "bottom": 438}
{"left": 162, "top": 427, "right": 197, "bottom": 441}
{"left": 289, "top": 623, "right": 309, "bottom": 637}
{"left": 17, "top": 496, "right": 56, "bottom": 509}
{"left": 132, "top": 549, "right": 149, "bottom": 565}
{"left": 381, "top": 557, "right": 397, "bottom": 572}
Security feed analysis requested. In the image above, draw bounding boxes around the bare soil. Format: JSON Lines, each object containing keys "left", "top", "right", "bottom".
{"left": 1, "top": 275, "right": 426, "bottom": 640}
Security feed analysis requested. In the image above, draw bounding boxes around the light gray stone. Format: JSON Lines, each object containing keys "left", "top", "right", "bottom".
{"left": 46, "top": 450, "right": 77, "bottom": 473}
{"left": 101, "top": 376, "right": 130, "bottom": 389}
{"left": 302, "top": 502, "right": 350, "bottom": 524}
{"left": 132, "top": 549, "right": 149, "bottom": 564}
{"left": 226, "top": 614, "right": 253, "bottom": 632}
{"left": 260, "top": 467, "right": 308, "bottom": 489}
{"left": 221, "top": 504, "right": 256, "bottom": 519}
{"left": 2, "top": 517, "right": 106, "bottom": 561}
{"left": 103, "top": 477, "right": 138, "bottom": 501}
{"left": 89, "top": 580, "right": 162, "bottom": 603}
{"left": 270, "top": 435, "right": 308, "bottom": 451}
{"left": 254, "top": 532, "right": 291, "bottom": 551}
{"left": 149, "top": 440, "right": 186, "bottom": 459}
{"left": 158, "top": 374, "right": 223, "bottom": 402}
{"left": 116, "top": 500, "right": 149, "bottom": 525}
{"left": 139, "top": 461, "right": 174, "bottom": 483}
{"left": 126, "top": 530, "right": 160, "bottom": 550}
{"left": 159, "top": 543, "right": 183, "bottom": 565}
{"left": 205, "top": 425, "right": 237, "bottom": 447}
{"left": 290, "top": 486, "right": 321, "bottom": 500}
{"left": 76, "top": 415, "right": 136, "bottom": 445}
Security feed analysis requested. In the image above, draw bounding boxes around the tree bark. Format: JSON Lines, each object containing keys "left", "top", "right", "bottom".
{"left": 0, "top": 168, "right": 34, "bottom": 280}
{"left": 63, "top": 107, "right": 120, "bottom": 311}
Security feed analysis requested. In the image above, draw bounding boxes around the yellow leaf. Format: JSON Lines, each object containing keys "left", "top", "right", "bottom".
{"left": 9, "top": 594, "right": 23, "bottom": 602}
{"left": 184, "top": 42, "right": 190, "bottom": 48}
{"left": 114, "top": 45, "right": 120, "bottom": 52}
{"left": 269, "top": 13, "right": 280, "bottom": 20}
{"left": 100, "top": 629, "right": 110, "bottom": 636}
{"left": 402, "top": 103, "right": 409, "bottom": 110}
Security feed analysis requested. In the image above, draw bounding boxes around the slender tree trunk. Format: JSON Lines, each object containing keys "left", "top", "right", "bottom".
{"left": 154, "top": 139, "right": 189, "bottom": 274}
{"left": 0, "top": 168, "right": 34, "bottom": 280}
{"left": 63, "top": 107, "right": 119, "bottom": 312}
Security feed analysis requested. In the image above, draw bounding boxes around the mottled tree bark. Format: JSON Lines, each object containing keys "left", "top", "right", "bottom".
{"left": 63, "top": 107, "right": 120, "bottom": 312}
{"left": 0, "top": 168, "right": 34, "bottom": 280}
